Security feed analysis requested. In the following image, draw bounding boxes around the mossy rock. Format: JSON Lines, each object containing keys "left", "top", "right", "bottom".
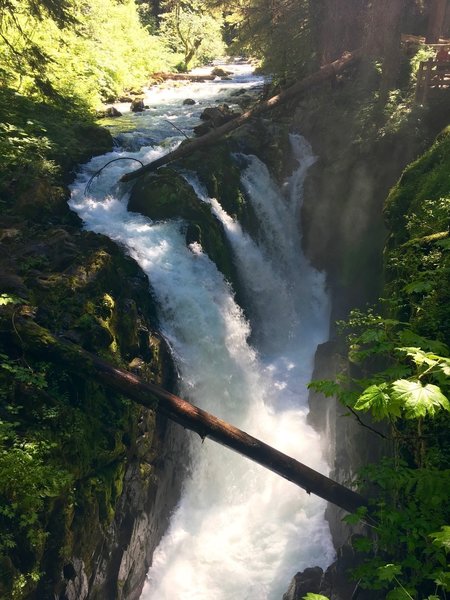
{"left": 128, "top": 167, "right": 237, "bottom": 284}
{"left": 383, "top": 128, "right": 450, "bottom": 344}
{"left": 384, "top": 129, "right": 450, "bottom": 244}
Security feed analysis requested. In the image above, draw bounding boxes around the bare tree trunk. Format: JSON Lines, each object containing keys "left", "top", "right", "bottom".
{"left": 120, "top": 49, "right": 362, "bottom": 183}
{"left": 5, "top": 315, "right": 370, "bottom": 516}
{"left": 426, "top": 0, "right": 448, "bottom": 43}
{"left": 379, "top": 0, "right": 407, "bottom": 105}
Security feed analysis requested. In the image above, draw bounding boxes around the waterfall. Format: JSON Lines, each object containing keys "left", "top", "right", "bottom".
{"left": 69, "top": 66, "right": 334, "bottom": 600}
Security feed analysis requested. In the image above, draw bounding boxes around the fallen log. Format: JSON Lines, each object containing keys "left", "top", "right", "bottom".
{"left": 121, "top": 49, "right": 362, "bottom": 183}
{"left": 4, "top": 315, "right": 369, "bottom": 515}
{"left": 151, "top": 72, "right": 216, "bottom": 82}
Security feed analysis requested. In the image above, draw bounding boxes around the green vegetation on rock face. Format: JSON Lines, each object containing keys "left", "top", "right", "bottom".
{"left": 309, "top": 129, "right": 450, "bottom": 599}
{"left": 128, "top": 167, "right": 238, "bottom": 284}
{"left": 0, "top": 230, "right": 172, "bottom": 599}
{"left": 384, "top": 129, "right": 450, "bottom": 344}
{"left": 0, "top": 89, "right": 113, "bottom": 215}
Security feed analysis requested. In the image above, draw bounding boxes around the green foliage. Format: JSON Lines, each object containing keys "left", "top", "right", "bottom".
{"left": 159, "top": 0, "right": 225, "bottom": 70}
{"left": 309, "top": 130, "right": 450, "bottom": 599}
{"left": 0, "top": 0, "right": 177, "bottom": 110}
{"left": 220, "top": 0, "right": 314, "bottom": 81}
{"left": 303, "top": 594, "right": 330, "bottom": 600}
{"left": 384, "top": 131, "right": 450, "bottom": 345}
{"left": 348, "top": 461, "right": 450, "bottom": 598}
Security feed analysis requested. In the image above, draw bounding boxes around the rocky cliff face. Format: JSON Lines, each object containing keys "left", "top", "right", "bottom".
{"left": 0, "top": 209, "right": 189, "bottom": 599}
{"left": 0, "top": 119, "right": 192, "bottom": 599}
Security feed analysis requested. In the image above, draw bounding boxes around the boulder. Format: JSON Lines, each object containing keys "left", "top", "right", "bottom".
{"left": 199, "top": 104, "right": 239, "bottom": 128}
{"left": 104, "top": 106, "right": 122, "bottom": 117}
{"left": 183, "top": 98, "right": 196, "bottom": 105}
{"left": 128, "top": 168, "right": 236, "bottom": 283}
{"left": 131, "top": 99, "right": 145, "bottom": 112}
{"left": 212, "top": 66, "right": 231, "bottom": 77}
{"left": 193, "top": 122, "right": 213, "bottom": 136}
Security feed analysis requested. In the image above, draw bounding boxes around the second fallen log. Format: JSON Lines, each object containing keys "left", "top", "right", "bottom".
{"left": 6, "top": 315, "right": 370, "bottom": 516}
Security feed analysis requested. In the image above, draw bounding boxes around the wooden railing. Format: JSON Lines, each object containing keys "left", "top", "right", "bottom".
{"left": 416, "top": 58, "right": 450, "bottom": 103}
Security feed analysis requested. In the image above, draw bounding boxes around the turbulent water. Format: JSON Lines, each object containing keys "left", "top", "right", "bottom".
{"left": 69, "top": 63, "right": 335, "bottom": 600}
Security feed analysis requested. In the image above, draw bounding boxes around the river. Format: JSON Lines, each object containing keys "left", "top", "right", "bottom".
{"left": 69, "top": 62, "right": 335, "bottom": 600}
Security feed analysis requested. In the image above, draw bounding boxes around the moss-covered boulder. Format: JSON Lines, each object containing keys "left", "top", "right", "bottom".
{"left": 0, "top": 217, "right": 179, "bottom": 600}
{"left": 128, "top": 167, "right": 238, "bottom": 285}
{"left": 383, "top": 129, "right": 450, "bottom": 344}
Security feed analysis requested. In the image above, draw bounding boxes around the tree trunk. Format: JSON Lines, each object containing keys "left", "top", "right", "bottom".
{"left": 379, "top": 0, "right": 407, "bottom": 105}
{"left": 120, "top": 49, "right": 362, "bottom": 183}
{"left": 5, "top": 315, "right": 370, "bottom": 516}
{"left": 426, "top": 0, "right": 448, "bottom": 43}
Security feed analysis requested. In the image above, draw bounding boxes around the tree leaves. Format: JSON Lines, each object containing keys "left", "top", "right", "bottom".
{"left": 430, "top": 525, "right": 450, "bottom": 551}
{"left": 354, "top": 383, "right": 401, "bottom": 420}
{"left": 378, "top": 563, "right": 402, "bottom": 582}
{"left": 354, "top": 379, "right": 449, "bottom": 420}
{"left": 391, "top": 379, "right": 449, "bottom": 419}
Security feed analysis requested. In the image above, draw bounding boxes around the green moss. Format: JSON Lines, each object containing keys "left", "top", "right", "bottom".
{"left": 128, "top": 167, "right": 238, "bottom": 284}
{"left": 384, "top": 129, "right": 450, "bottom": 244}
{"left": 383, "top": 129, "right": 450, "bottom": 345}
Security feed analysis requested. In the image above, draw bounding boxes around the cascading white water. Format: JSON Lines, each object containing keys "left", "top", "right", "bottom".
{"left": 69, "top": 64, "right": 334, "bottom": 600}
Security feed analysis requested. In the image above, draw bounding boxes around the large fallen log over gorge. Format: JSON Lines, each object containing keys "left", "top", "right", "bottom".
{"left": 4, "top": 315, "right": 369, "bottom": 515}
{"left": 121, "top": 50, "right": 362, "bottom": 183}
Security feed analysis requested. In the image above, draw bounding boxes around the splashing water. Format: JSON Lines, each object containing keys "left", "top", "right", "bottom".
{"left": 69, "top": 65, "right": 334, "bottom": 600}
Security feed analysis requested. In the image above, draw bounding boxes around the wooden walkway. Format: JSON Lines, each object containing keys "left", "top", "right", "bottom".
{"left": 416, "top": 59, "right": 450, "bottom": 102}
{"left": 415, "top": 42, "right": 450, "bottom": 103}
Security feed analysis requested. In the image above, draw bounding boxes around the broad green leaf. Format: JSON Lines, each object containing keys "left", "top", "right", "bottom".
{"left": 397, "top": 331, "right": 449, "bottom": 355}
{"left": 0, "top": 293, "right": 22, "bottom": 306}
{"left": 438, "top": 359, "right": 450, "bottom": 377}
{"left": 354, "top": 383, "right": 401, "bottom": 420}
{"left": 430, "top": 526, "right": 450, "bottom": 551}
{"left": 352, "top": 536, "right": 373, "bottom": 552}
{"left": 386, "top": 588, "right": 415, "bottom": 600}
{"left": 403, "top": 280, "right": 434, "bottom": 294}
{"left": 303, "top": 595, "right": 330, "bottom": 600}
{"left": 396, "top": 347, "right": 440, "bottom": 367}
{"left": 391, "top": 379, "right": 450, "bottom": 418}
{"left": 377, "top": 563, "right": 402, "bottom": 582}
{"left": 343, "top": 506, "right": 368, "bottom": 525}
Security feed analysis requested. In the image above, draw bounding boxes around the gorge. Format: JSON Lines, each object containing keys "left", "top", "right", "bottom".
{"left": 1, "top": 2, "right": 450, "bottom": 599}
{"left": 69, "top": 66, "right": 335, "bottom": 599}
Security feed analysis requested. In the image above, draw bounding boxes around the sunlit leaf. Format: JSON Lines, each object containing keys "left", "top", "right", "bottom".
{"left": 377, "top": 563, "right": 402, "bottom": 582}
{"left": 430, "top": 526, "right": 450, "bottom": 551}
{"left": 391, "top": 380, "right": 450, "bottom": 418}
{"left": 354, "top": 383, "right": 401, "bottom": 420}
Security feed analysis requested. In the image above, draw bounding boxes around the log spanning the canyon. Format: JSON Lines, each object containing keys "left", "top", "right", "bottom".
{"left": 152, "top": 72, "right": 216, "bottom": 82}
{"left": 7, "top": 316, "right": 369, "bottom": 515}
{"left": 121, "top": 49, "right": 362, "bottom": 183}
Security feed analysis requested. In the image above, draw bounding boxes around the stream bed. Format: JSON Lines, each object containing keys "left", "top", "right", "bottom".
{"left": 69, "top": 62, "right": 335, "bottom": 600}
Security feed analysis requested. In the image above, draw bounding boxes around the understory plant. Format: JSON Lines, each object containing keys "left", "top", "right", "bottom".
{"left": 310, "top": 310, "right": 450, "bottom": 599}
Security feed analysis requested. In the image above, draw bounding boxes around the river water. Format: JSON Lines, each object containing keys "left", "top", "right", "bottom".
{"left": 69, "top": 63, "right": 334, "bottom": 600}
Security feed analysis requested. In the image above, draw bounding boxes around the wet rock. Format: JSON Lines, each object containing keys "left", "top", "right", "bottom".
{"left": 199, "top": 104, "right": 238, "bottom": 126}
{"left": 193, "top": 122, "right": 213, "bottom": 136}
{"left": 104, "top": 106, "right": 122, "bottom": 117}
{"left": 283, "top": 566, "right": 323, "bottom": 600}
{"left": 62, "top": 558, "right": 89, "bottom": 600}
{"left": 131, "top": 98, "right": 145, "bottom": 112}
{"left": 128, "top": 167, "right": 237, "bottom": 284}
{"left": 183, "top": 98, "right": 196, "bottom": 105}
{"left": 212, "top": 66, "right": 231, "bottom": 77}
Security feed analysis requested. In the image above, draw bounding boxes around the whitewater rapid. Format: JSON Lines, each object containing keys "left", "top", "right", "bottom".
{"left": 69, "top": 64, "right": 334, "bottom": 600}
